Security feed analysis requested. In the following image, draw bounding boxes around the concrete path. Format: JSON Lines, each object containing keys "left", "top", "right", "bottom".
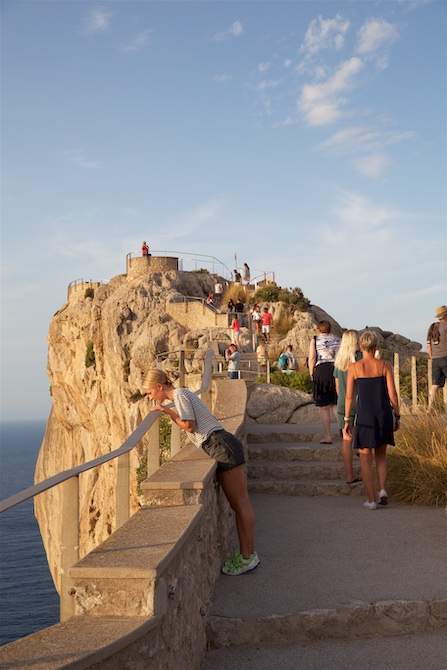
{"left": 202, "top": 424, "right": 447, "bottom": 670}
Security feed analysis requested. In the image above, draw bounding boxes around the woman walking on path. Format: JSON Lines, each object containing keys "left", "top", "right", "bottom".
{"left": 345, "top": 331, "right": 400, "bottom": 510}
{"left": 308, "top": 321, "right": 340, "bottom": 444}
{"left": 333, "top": 330, "right": 362, "bottom": 485}
{"left": 143, "top": 369, "right": 259, "bottom": 575}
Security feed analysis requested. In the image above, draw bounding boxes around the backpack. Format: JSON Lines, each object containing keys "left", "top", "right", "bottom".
{"left": 278, "top": 354, "right": 288, "bottom": 370}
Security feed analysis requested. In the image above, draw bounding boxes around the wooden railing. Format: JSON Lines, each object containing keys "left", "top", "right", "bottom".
{"left": 0, "top": 349, "right": 215, "bottom": 620}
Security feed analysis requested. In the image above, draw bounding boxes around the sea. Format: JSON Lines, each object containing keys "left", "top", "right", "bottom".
{"left": 0, "top": 420, "right": 60, "bottom": 646}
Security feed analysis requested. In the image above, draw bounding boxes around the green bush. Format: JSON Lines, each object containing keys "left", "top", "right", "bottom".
{"left": 253, "top": 285, "right": 310, "bottom": 311}
{"left": 85, "top": 341, "right": 95, "bottom": 368}
{"left": 257, "top": 370, "right": 312, "bottom": 394}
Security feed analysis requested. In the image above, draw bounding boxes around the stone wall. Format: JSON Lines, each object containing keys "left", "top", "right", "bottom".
{"left": 1, "top": 378, "right": 245, "bottom": 669}
{"left": 166, "top": 299, "right": 229, "bottom": 330}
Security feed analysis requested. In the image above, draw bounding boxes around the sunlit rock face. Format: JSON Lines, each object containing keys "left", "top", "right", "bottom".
{"left": 35, "top": 269, "right": 218, "bottom": 592}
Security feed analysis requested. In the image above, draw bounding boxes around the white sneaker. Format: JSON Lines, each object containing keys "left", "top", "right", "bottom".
{"left": 363, "top": 501, "right": 377, "bottom": 510}
{"left": 377, "top": 489, "right": 388, "bottom": 506}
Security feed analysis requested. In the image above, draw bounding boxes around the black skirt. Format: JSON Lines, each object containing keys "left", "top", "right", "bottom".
{"left": 312, "top": 362, "right": 337, "bottom": 407}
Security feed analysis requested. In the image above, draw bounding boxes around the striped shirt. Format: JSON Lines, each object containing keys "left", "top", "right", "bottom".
{"left": 173, "top": 388, "right": 223, "bottom": 448}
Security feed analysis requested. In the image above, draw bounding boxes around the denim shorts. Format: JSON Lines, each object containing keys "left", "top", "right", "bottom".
{"left": 201, "top": 429, "right": 246, "bottom": 472}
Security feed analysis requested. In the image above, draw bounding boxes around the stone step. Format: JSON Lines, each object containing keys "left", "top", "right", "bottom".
{"left": 205, "top": 599, "right": 447, "bottom": 652}
{"left": 247, "top": 423, "right": 339, "bottom": 444}
{"left": 248, "top": 459, "right": 349, "bottom": 481}
{"left": 248, "top": 478, "right": 364, "bottom": 497}
{"left": 248, "top": 442, "right": 343, "bottom": 462}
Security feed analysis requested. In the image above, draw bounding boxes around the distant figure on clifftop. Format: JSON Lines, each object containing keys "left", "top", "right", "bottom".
{"left": 426, "top": 305, "right": 447, "bottom": 411}
{"left": 142, "top": 241, "right": 150, "bottom": 256}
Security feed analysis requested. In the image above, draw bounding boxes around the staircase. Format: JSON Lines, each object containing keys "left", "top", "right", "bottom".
{"left": 247, "top": 423, "right": 364, "bottom": 496}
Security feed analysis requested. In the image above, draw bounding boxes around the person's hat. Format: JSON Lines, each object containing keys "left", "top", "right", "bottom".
{"left": 435, "top": 305, "right": 447, "bottom": 319}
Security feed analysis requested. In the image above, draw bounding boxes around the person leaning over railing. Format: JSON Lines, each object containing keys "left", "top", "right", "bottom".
{"left": 143, "top": 369, "right": 259, "bottom": 576}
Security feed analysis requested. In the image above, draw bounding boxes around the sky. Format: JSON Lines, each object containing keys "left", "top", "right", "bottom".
{"left": 1, "top": 0, "right": 446, "bottom": 421}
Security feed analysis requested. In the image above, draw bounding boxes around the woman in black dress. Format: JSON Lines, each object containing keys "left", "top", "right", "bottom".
{"left": 345, "top": 331, "right": 400, "bottom": 510}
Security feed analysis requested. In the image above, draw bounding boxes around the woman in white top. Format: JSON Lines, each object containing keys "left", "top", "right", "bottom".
{"left": 143, "top": 369, "right": 259, "bottom": 576}
{"left": 308, "top": 320, "right": 340, "bottom": 444}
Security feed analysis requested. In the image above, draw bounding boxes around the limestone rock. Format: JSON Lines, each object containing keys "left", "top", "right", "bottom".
{"left": 246, "top": 384, "right": 313, "bottom": 424}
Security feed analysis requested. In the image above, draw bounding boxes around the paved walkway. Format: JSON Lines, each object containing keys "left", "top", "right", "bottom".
{"left": 202, "top": 432, "right": 447, "bottom": 669}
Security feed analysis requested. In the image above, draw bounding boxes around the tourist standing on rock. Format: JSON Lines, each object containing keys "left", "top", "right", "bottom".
{"left": 261, "top": 308, "right": 272, "bottom": 342}
{"left": 345, "top": 331, "right": 400, "bottom": 510}
{"left": 308, "top": 321, "right": 340, "bottom": 444}
{"left": 226, "top": 343, "right": 240, "bottom": 379}
{"left": 141, "top": 241, "right": 149, "bottom": 256}
{"left": 426, "top": 305, "right": 447, "bottom": 412}
{"left": 214, "top": 279, "right": 223, "bottom": 307}
{"left": 143, "top": 369, "right": 259, "bottom": 575}
{"left": 242, "top": 263, "right": 250, "bottom": 286}
{"left": 333, "top": 330, "right": 362, "bottom": 485}
{"left": 251, "top": 304, "right": 262, "bottom": 336}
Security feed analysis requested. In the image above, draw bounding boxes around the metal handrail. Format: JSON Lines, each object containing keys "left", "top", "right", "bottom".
{"left": 0, "top": 349, "right": 215, "bottom": 515}
{"left": 126, "top": 250, "right": 233, "bottom": 280}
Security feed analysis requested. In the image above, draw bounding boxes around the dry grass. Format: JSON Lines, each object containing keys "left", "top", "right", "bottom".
{"left": 222, "top": 284, "right": 249, "bottom": 305}
{"left": 387, "top": 411, "right": 447, "bottom": 507}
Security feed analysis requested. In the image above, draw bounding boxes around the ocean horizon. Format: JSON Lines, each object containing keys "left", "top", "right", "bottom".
{"left": 0, "top": 419, "right": 60, "bottom": 646}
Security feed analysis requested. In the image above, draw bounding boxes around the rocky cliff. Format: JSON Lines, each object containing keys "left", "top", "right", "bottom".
{"left": 35, "top": 267, "right": 422, "bottom": 591}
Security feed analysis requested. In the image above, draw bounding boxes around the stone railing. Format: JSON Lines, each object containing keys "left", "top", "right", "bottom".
{"left": 0, "top": 373, "right": 246, "bottom": 669}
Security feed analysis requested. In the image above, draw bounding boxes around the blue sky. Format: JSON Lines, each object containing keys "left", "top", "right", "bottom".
{"left": 1, "top": 0, "right": 446, "bottom": 420}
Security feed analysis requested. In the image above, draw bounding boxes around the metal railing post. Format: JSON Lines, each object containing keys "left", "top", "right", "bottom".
{"left": 116, "top": 452, "right": 130, "bottom": 529}
{"left": 60, "top": 475, "right": 79, "bottom": 621}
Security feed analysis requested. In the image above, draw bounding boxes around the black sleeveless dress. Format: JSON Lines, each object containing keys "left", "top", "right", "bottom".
{"left": 354, "top": 375, "right": 394, "bottom": 450}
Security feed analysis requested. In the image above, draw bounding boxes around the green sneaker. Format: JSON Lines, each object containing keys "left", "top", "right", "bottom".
{"left": 221, "top": 550, "right": 260, "bottom": 576}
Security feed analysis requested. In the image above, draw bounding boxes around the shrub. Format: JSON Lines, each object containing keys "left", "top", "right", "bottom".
{"left": 85, "top": 341, "right": 95, "bottom": 368}
{"left": 136, "top": 414, "right": 172, "bottom": 495}
{"left": 387, "top": 412, "right": 447, "bottom": 507}
{"left": 257, "top": 370, "right": 312, "bottom": 394}
{"left": 253, "top": 285, "right": 310, "bottom": 311}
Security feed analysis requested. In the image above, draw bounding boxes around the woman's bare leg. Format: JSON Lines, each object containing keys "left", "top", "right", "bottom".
{"left": 218, "top": 465, "right": 255, "bottom": 558}
{"left": 320, "top": 406, "right": 332, "bottom": 442}
{"left": 359, "top": 449, "right": 375, "bottom": 502}
{"left": 375, "top": 445, "right": 387, "bottom": 491}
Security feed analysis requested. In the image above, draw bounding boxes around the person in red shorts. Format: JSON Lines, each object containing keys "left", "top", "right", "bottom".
{"left": 261, "top": 308, "right": 272, "bottom": 342}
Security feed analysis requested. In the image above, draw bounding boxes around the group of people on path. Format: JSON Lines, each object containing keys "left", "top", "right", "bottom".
{"left": 309, "top": 320, "right": 400, "bottom": 510}
{"left": 141, "top": 304, "right": 446, "bottom": 580}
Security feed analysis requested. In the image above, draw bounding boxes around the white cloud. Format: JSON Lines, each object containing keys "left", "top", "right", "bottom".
{"left": 120, "top": 30, "right": 152, "bottom": 54}
{"left": 356, "top": 18, "right": 399, "bottom": 55}
{"left": 63, "top": 150, "right": 100, "bottom": 170}
{"left": 322, "top": 126, "right": 415, "bottom": 156}
{"left": 214, "top": 74, "right": 232, "bottom": 83}
{"left": 256, "top": 79, "right": 281, "bottom": 92}
{"left": 298, "top": 57, "right": 363, "bottom": 126}
{"left": 258, "top": 62, "right": 270, "bottom": 72}
{"left": 284, "top": 59, "right": 292, "bottom": 68}
{"left": 81, "top": 7, "right": 112, "bottom": 36}
{"left": 351, "top": 153, "right": 390, "bottom": 178}
{"left": 212, "top": 21, "right": 244, "bottom": 42}
{"left": 300, "top": 15, "right": 351, "bottom": 56}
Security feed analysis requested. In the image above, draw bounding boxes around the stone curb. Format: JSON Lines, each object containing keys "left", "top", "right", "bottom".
{"left": 206, "top": 598, "right": 447, "bottom": 650}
